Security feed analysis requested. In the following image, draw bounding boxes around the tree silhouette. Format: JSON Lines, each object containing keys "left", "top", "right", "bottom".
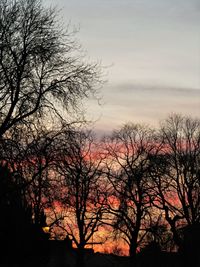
{"left": 0, "top": 123, "right": 59, "bottom": 226}
{"left": 103, "top": 123, "right": 157, "bottom": 260}
{"left": 0, "top": 0, "right": 100, "bottom": 137}
{"left": 54, "top": 130, "right": 106, "bottom": 266}
{"left": 151, "top": 114, "right": 200, "bottom": 250}
{"left": 0, "top": 0, "right": 104, "bottom": 265}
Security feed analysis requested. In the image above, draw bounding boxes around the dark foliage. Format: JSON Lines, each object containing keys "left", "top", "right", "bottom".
{"left": 0, "top": 164, "right": 49, "bottom": 263}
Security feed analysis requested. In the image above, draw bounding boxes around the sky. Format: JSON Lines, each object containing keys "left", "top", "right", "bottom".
{"left": 46, "top": 0, "right": 200, "bottom": 134}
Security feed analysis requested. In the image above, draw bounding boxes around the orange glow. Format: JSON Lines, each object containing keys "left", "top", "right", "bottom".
{"left": 42, "top": 226, "right": 50, "bottom": 233}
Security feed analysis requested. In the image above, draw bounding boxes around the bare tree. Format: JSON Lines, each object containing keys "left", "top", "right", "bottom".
{"left": 0, "top": 0, "right": 100, "bottom": 137}
{"left": 0, "top": 147, "right": 51, "bottom": 262}
{"left": 103, "top": 123, "right": 157, "bottom": 259}
{"left": 151, "top": 114, "right": 200, "bottom": 249}
{"left": 55, "top": 130, "right": 106, "bottom": 252}
{"left": 22, "top": 126, "right": 60, "bottom": 227}
{"left": 0, "top": 122, "right": 64, "bottom": 229}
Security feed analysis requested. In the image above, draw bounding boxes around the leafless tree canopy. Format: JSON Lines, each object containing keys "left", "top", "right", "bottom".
{"left": 0, "top": 0, "right": 100, "bottom": 136}
{"left": 54, "top": 130, "right": 106, "bottom": 250}
{"left": 151, "top": 114, "right": 200, "bottom": 248}
{"left": 103, "top": 123, "right": 158, "bottom": 258}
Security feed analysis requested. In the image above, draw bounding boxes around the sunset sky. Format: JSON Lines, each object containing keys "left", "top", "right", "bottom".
{"left": 46, "top": 0, "right": 200, "bottom": 134}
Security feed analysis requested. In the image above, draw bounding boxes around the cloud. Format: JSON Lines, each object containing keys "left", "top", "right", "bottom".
{"left": 101, "top": 83, "right": 200, "bottom": 109}
{"left": 108, "top": 83, "right": 200, "bottom": 94}
{"left": 87, "top": 82, "right": 200, "bottom": 135}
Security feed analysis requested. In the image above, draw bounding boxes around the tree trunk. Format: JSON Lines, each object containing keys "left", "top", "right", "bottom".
{"left": 129, "top": 239, "right": 138, "bottom": 267}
